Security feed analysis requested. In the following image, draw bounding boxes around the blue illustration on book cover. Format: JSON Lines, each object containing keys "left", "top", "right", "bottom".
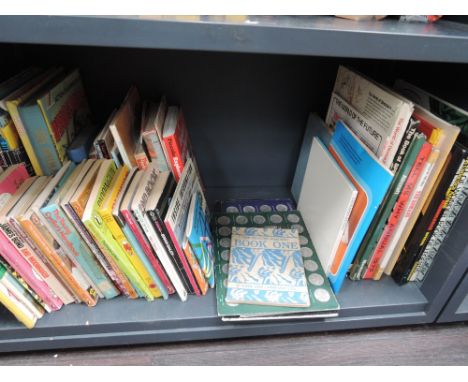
{"left": 186, "top": 191, "right": 215, "bottom": 288}
{"left": 226, "top": 227, "right": 310, "bottom": 307}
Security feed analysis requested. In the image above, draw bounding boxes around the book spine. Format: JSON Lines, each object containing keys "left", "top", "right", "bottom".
{"left": 6, "top": 102, "right": 43, "bottom": 175}
{"left": 139, "top": 211, "right": 188, "bottom": 301}
{"left": 164, "top": 219, "right": 201, "bottom": 296}
{"left": 163, "top": 132, "right": 185, "bottom": 182}
{"left": 97, "top": 139, "right": 110, "bottom": 159}
{"left": 0, "top": 229, "right": 62, "bottom": 311}
{"left": 63, "top": 202, "right": 134, "bottom": 297}
{"left": 98, "top": 208, "right": 159, "bottom": 300}
{"left": 121, "top": 208, "right": 175, "bottom": 295}
{"left": 0, "top": 113, "right": 21, "bottom": 150}
{"left": 20, "top": 215, "right": 98, "bottom": 306}
{"left": 147, "top": 209, "right": 193, "bottom": 293}
{"left": 390, "top": 120, "right": 418, "bottom": 173}
{"left": 411, "top": 159, "right": 468, "bottom": 282}
{"left": 364, "top": 142, "right": 432, "bottom": 279}
{"left": 134, "top": 151, "right": 149, "bottom": 170}
{"left": 41, "top": 205, "right": 120, "bottom": 299}
{"left": 142, "top": 130, "right": 170, "bottom": 171}
{"left": 8, "top": 217, "right": 76, "bottom": 305}
{"left": 0, "top": 281, "right": 37, "bottom": 328}
{"left": 183, "top": 240, "right": 208, "bottom": 295}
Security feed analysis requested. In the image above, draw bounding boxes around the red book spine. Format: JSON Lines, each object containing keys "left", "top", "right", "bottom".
{"left": 121, "top": 208, "right": 175, "bottom": 294}
{"left": 364, "top": 142, "right": 432, "bottom": 278}
{"left": 163, "top": 114, "right": 189, "bottom": 182}
{"left": 164, "top": 220, "right": 201, "bottom": 296}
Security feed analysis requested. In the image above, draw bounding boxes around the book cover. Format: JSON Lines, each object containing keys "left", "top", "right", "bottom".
{"left": 225, "top": 226, "right": 310, "bottom": 307}
{"left": 109, "top": 86, "right": 140, "bottom": 169}
{"left": 94, "top": 109, "right": 117, "bottom": 159}
{"left": 297, "top": 137, "right": 357, "bottom": 274}
{"left": 99, "top": 165, "right": 162, "bottom": 299}
{"left": 182, "top": 237, "right": 208, "bottom": 295}
{"left": 162, "top": 106, "right": 191, "bottom": 182}
{"left": 0, "top": 276, "right": 38, "bottom": 329}
{"left": 390, "top": 118, "right": 420, "bottom": 173}
{"left": 214, "top": 210, "right": 339, "bottom": 320}
{"left": 328, "top": 120, "right": 393, "bottom": 292}
{"left": 142, "top": 97, "right": 170, "bottom": 171}
{"left": 216, "top": 198, "right": 296, "bottom": 214}
{"left": 134, "top": 139, "right": 149, "bottom": 170}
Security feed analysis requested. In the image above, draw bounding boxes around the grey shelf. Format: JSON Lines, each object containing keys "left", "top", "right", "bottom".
{"left": 1, "top": 16, "right": 468, "bottom": 63}
{"left": 438, "top": 272, "right": 468, "bottom": 323}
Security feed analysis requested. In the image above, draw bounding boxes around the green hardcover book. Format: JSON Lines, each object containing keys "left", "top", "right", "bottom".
{"left": 214, "top": 210, "right": 339, "bottom": 321}
{"left": 349, "top": 132, "right": 427, "bottom": 280}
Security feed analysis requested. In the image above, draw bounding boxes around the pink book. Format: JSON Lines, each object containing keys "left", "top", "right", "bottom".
{"left": 0, "top": 164, "right": 29, "bottom": 194}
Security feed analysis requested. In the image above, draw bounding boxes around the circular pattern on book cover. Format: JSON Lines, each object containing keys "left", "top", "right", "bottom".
{"left": 217, "top": 216, "right": 231, "bottom": 225}
{"left": 269, "top": 214, "right": 283, "bottom": 224}
{"left": 308, "top": 273, "right": 324, "bottom": 286}
{"left": 291, "top": 224, "right": 304, "bottom": 234}
{"left": 303, "top": 260, "right": 318, "bottom": 272}
{"left": 253, "top": 215, "right": 266, "bottom": 224}
{"left": 287, "top": 213, "right": 300, "bottom": 223}
{"left": 226, "top": 206, "right": 239, "bottom": 213}
{"left": 219, "top": 238, "right": 231, "bottom": 248}
{"left": 300, "top": 247, "right": 313, "bottom": 258}
{"left": 235, "top": 215, "right": 248, "bottom": 225}
{"left": 314, "top": 288, "right": 331, "bottom": 302}
{"left": 259, "top": 204, "right": 272, "bottom": 212}
{"left": 221, "top": 249, "right": 230, "bottom": 261}
{"left": 243, "top": 205, "right": 256, "bottom": 213}
{"left": 218, "top": 226, "right": 232, "bottom": 237}
{"left": 276, "top": 204, "right": 288, "bottom": 212}
{"left": 299, "top": 235, "right": 308, "bottom": 245}
{"left": 222, "top": 264, "right": 229, "bottom": 275}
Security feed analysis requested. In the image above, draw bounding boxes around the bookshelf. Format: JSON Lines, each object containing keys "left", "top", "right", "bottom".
{"left": 0, "top": 15, "right": 467, "bottom": 352}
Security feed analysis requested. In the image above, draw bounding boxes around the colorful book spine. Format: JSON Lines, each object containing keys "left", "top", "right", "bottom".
{"left": 390, "top": 119, "right": 419, "bottom": 173}
{"left": 40, "top": 205, "right": 120, "bottom": 300}
{"left": 364, "top": 142, "right": 433, "bottom": 278}
{"left": 163, "top": 109, "right": 190, "bottom": 182}
{"left": 0, "top": 279, "right": 37, "bottom": 329}
{"left": 134, "top": 141, "right": 150, "bottom": 170}
{"left": 0, "top": 111, "right": 21, "bottom": 151}
{"left": 182, "top": 239, "right": 208, "bottom": 295}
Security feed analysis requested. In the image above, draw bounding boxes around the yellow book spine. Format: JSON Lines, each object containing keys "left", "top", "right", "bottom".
{"left": 37, "top": 99, "right": 67, "bottom": 162}
{"left": 0, "top": 114, "right": 21, "bottom": 150}
{"left": 5, "top": 100, "right": 43, "bottom": 175}
{"left": 0, "top": 282, "right": 37, "bottom": 329}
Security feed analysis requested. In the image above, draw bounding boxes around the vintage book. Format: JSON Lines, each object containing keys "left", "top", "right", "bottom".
{"left": 93, "top": 109, "right": 116, "bottom": 159}
{"left": 297, "top": 137, "right": 357, "bottom": 274}
{"left": 116, "top": 168, "right": 175, "bottom": 296}
{"left": 164, "top": 157, "right": 205, "bottom": 295}
{"left": 326, "top": 66, "right": 414, "bottom": 168}
{"left": 185, "top": 191, "right": 215, "bottom": 288}
{"left": 0, "top": 141, "right": 34, "bottom": 175}
{"left": 410, "top": 157, "right": 468, "bottom": 281}
{"left": 20, "top": 161, "right": 98, "bottom": 306}
{"left": 65, "top": 160, "right": 136, "bottom": 298}
{"left": 5, "top": 67, "right": 64, "bottom": 175}
{"left": 99, "top": 165, "right": 162, "bottom": 299}
{"left": 214, "top": 211, "right": 339, "bottom": 321}
{"left": 162, "top": 106, "right": 191, "bottom": 182}
{"left": 349, "top": 133, "right": 426, "bottom": 280}
{"left": 142, "top": 97, "right": 170, "bottom": 171}
{"left": 82, "top": 160, "right": 151, "bottom": 299}
{"left": 393, "top": 144, "right": 468, "bottom": 283}
{"left": 381, "top": 105, "right": 461, "bottom": 275}
{"left": 0, "top": 177, "right": 63, "bottom": 311}
{"left": 390, "top": 118, "right": 420, "bottom": 173}
{"left": 109, "top": 86, "right": 140, "bottom": 169}
{"left": 134, "top": 139, "right": 150, "bottom": 170}
{"left": 327, "top": 121, "right": 393, "bottom": 292}
{"left": 225, "top": 226, "right": 310, "bottom": 307}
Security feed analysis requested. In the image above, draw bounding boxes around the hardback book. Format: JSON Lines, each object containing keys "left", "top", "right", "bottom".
{"left": 328, "top": 120, "right": 393, "bottom": 292}
{"left": 349, "top": 132, "right": 426, "bottom": 280}
{"left": 326, "top": 66, "right": 414, "bottom": 168}
{"left": 226, "top": 226, "right": 310, "bottom": 307}
{"left": 4, "top": 67, "right": 64, "bottom": 175}
{"left": 0, "top": 177, "right": 63, "bottom": 312}
{"left": 0, "top": 164, "right": 29, "bottom": 195}
{"left": 20, "top": 161, "right": 98, "bottom": 306}
{"left": 381, "top": 105, "right": 461, "bottom": 275}
{"left": 98, "top": 165, "right": 163, "bottom": 299}
{"left": 114, "top": 168, "right": 174, "bottom": 297}
{"left": 162, "top": 106, "right": 191, "bottom": 182}
{"left": 297, "top": 137, "right": 357, "bottom": 274}
{"left": 64, "top": 160, "right": 136, "bottom": 298}
{"left": 164, "top": 157, "right": 206, "bottom": 296}
{"left": 81, "top": 159, "right": 151, "bottom": 299}
{"left": 185, "top": 191, "right": 215, "bottom": 288}
{"left": 214, "top": 210, "right": 339, "bottom": 321}
{"left": 109, "top": 86, "right": 141, "bottom": 169}
{"left": 142, "top": 97, "right": 170, "bottom": 172}
{"left": 93, "top": 109, "right": 116, "bottom": 159}
{"left": 393, "top": 143, "right": 468, "bottom": 283}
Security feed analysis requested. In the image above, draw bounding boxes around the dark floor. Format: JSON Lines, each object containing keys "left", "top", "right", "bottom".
{"left": 0, "top": 322, "right": 467, "bottom": 365}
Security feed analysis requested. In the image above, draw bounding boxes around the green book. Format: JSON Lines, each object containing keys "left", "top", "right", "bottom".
{"left": 214, "top": 210, "right": 339, "bottom": 321}
{"left": 349, "top": 132, "right": 427, "bottom": 280}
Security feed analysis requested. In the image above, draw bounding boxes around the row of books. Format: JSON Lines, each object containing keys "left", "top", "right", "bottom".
{"left": 293, "top": 66, "right": 468, "bottom": 293}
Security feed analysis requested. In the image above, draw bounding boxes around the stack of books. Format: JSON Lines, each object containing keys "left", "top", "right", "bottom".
{"left": 293, "top": 66, "right": 468, "bottom": 293}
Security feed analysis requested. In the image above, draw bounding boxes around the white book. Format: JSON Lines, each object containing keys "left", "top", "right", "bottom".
{"left": 297, "top": 137, "right": 357, "bottom": 274}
